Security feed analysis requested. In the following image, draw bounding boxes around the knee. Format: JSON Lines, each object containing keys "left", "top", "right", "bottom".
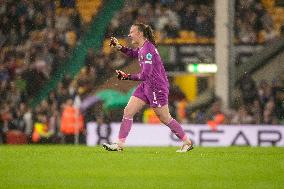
{"left": 156, "top": 113, "right": 172, "bottom": 125}
{"left": 123, "top": 106, "right": 135, "bottom": 118}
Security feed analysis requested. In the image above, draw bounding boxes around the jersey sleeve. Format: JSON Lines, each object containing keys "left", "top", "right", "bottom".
{"left": 129, "top": 45, "right": 154, "bottom": 81}
{"left": 120, "top": 46, "right": 139, "bottom": 58}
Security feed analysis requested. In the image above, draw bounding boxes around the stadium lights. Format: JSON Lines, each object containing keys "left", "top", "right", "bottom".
{"left": 187, "top": 63, "right": 217, "bottom": 73}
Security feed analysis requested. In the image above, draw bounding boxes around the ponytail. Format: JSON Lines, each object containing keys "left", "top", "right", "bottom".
{"left": 134, "top": 23, "right": 156, "bottom": 47}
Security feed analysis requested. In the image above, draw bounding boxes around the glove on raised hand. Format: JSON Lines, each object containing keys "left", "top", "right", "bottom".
{"left": 116, "top": 70, "right": 130, "bottom": 80}
{"left": 109, "top": 37, "right": 122, "bottom": 50}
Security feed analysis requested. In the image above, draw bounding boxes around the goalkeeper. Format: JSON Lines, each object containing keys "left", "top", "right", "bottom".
{"left": 103, "top": 23, "right": 193, "bottom": 152}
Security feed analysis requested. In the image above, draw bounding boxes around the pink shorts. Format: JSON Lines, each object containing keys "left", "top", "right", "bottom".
{"left": 132, "top": 83, "right": 169, "bottom": 108}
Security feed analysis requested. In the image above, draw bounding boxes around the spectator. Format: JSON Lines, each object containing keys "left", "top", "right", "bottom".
{"left": 32, "top": 113, "right": 54, "bottom": 143}
{"left": 205, "top": 98, "right": 225, "bottom": 124}
{"left": 258, "top": 80, "right": 273, "bottom": 105}
{"left": 235, "top": 0, "right": 276, "bottom": 43}
{"left": 60, "top": 0, "right": 75, "bottom": 8}
{"left": 23, "top": 106, "right": 33, "bottom": 140}
{"left": 96, "top": 113, "right": 112, "bottom": 145}
{"left": 194, "top": 4, "right": 214, "bottom": 37}
{"left": 164, "top": 21, "right": 179, "bottom": 38}
{"left": 70, "top": 8, "right": 82, "bottom": 37}
{"left": 262, "top": 26, "right": 278, "bottom": 43}
{"left": 55, "top": 10, "right": 70, "bottom": 32}
{"left": 238, "top": 22, "right": 258, "bottom": 43}
{"left": 60, "top": 98, "right": 84, "bottom": 144}
{"left": 231, "top": 105, "right": 254, "bottom": 124}
{"left": 239, "top": 74, "right": 258, "bottom": 106}
{"left": 263, "top": 98, "right": 278, "bottom": 124}
{"left": 180, "top": 4, "right": 197, "bottom": 31}
{"left": 250, "top": 99, "right": 262, "bottom": 124}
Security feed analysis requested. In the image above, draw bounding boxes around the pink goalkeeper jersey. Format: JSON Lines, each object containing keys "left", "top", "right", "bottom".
{"left": 121, "top": 40, "right": 169, "bottom": 92}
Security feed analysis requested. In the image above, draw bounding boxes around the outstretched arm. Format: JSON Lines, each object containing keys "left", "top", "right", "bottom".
{"left": 110, "top": 37, "right": 138, "bottom": 58}
{"left": 120, "top": 46, "right": 138, "bottom": 58}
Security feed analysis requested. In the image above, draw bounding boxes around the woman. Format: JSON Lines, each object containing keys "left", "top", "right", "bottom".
{"left": 103, "top": 23, "right": 193, "bottom": 152}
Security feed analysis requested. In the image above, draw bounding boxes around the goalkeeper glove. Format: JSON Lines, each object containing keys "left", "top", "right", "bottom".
{"left": 116, "top": 70, "right": 130, "bottom": 80}
{"left": 109, "top": 37, "right": 122, "bottom": 50}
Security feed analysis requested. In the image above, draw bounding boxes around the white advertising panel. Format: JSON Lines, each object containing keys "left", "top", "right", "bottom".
{"left": 87, "top": 123, "right": 284, "bottom": 147}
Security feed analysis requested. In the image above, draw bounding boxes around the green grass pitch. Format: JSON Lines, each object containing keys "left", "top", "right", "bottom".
{"left": 0, "top": 146, "right": 283, "bottom": 189}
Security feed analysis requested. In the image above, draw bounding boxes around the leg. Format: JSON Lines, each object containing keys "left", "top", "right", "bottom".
{"left": 118, "top": 96, "right": 146, "bottom": 143}
{"left": 103, "top": 83, "right": 149, "bottom": 151}
{"left": 153, "top": 104, "right": 193, "bottom": 147}
{"left": 103, "top": 96, "right": 146, "bottom": 151}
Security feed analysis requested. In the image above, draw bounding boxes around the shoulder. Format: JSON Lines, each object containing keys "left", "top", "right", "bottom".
{"left": 143, "top": 41, "right": 156, "bottom": 52}
{"left": 141, "top": 41, "right": 157, "bottom": 57}
{"left": 138, "top": 42, "right": 155, "bottom": 64}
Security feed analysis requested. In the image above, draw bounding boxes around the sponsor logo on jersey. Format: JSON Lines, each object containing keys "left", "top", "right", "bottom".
{"left": 146, "top": 53, "right": 152, "bottom": 60}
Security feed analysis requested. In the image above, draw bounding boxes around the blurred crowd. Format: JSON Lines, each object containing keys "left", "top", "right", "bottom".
{"left": 107, "top": 0, "right": 214, "bottom": 39}
{"left": 0, "top": 0, "right": 83, "bottom": 144}
{"left": 0, "top": 0, "right": 130, "bottom": 144}
{"left": 184, "top": 76, "right": 284, "bottom": 126}
{"left": 0, "top": 0, "right": 283, "bottom": 145}
{"left": 108, "top": 0, "right": 282, "bottom": 43}
{"left": 235, "top": 0, "right": 279, "bottom": 43}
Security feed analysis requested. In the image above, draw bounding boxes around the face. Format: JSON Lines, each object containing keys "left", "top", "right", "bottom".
{"left": 128, "top": 25, "right": 143, "bottom": 45}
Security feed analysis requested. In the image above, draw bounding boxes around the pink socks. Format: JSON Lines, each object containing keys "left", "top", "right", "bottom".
{"left": 118, "top": 117, "right": 133, "bottom": 142}
{"left": 166, "top": 118, "right": 187, "bottom": 141}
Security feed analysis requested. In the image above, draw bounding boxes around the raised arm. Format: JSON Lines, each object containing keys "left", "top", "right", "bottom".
{"left": 110, "top": 37, "right": 138, "bottom": 58}
{"left": 120, "top": 46, "right": 139, "bottom": 58}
